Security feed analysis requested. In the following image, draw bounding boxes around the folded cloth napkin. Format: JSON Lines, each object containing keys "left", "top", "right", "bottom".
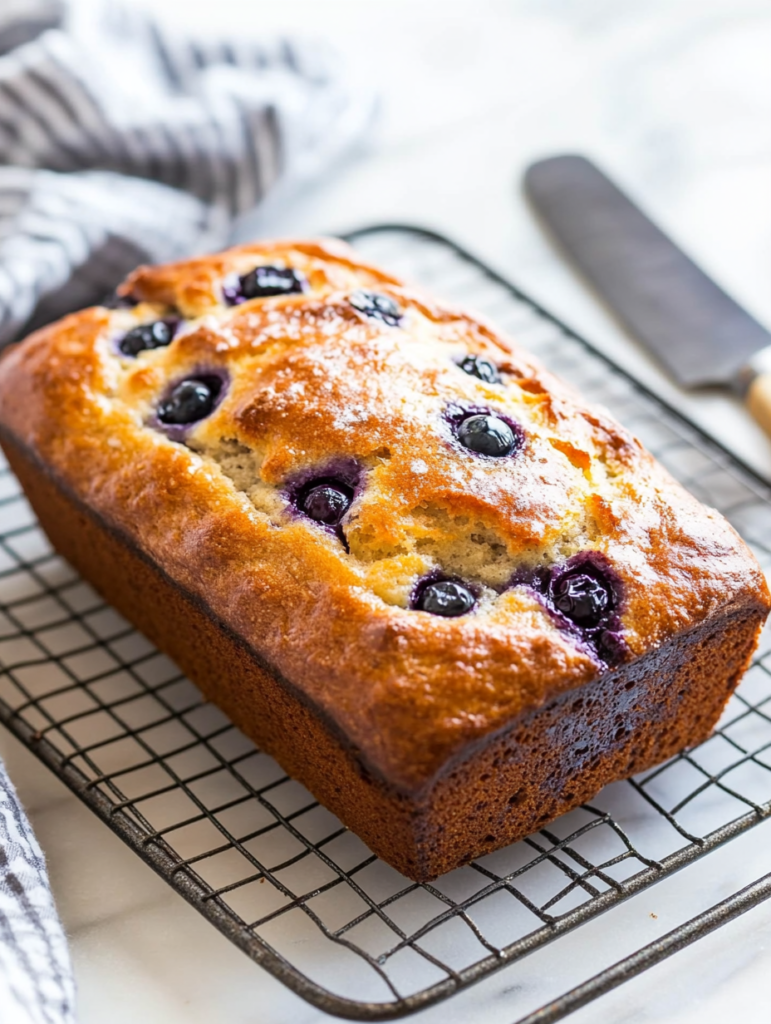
{"left": 0, "top": 2, "right": 374, "bottom": 1020}
{"left": 0, "top": 0, "right": 374, "bottom": 348}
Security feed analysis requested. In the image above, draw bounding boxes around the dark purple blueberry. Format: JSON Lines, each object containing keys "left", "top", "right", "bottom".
{"left": 299, "top": 483, "right": 352, "bottom": 526}
{"left": 510, "top": 552, "right": 626, "bottom": 665}
{"left": 553, "top": 572, "right": 610, "bottom": 626}
{"left": 349, "top": 290, "right": 402, "bottom": 327}
{"left": 457, "top": 413, "right": 515, "bottom": 457}
{"left": 416, "top": 580, "right": 475, "bottom": 617}
{"left": 119, "top": 319, "right": 178, "bottom": 357}
{"left": 458, "top": 354, "right": 501, "bottom": 384}
{"left": 158, "top": 376, "right": 222, "bottom": 425}
{"left": 223, "top": 266, "right": 307, "bottom": 305}
{"left": 598, "top": 629, "right": 626, "bottom": 663}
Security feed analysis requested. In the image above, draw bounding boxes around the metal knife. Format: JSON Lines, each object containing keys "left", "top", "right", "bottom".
{"left": 523, "top": 154, "right": 771, "bottom": 440}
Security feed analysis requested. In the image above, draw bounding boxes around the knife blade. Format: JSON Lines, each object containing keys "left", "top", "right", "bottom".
{"left": 523, "top": 154, "right": 771, "bottom": 439}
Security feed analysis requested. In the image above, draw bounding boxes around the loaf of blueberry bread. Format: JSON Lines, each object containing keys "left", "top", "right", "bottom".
{"left": 0, "top": 239, "right": 768, "bottom": 881}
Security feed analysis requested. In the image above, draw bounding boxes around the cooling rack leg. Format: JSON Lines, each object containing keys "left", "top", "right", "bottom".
{"left": 510, "top": 871, "right": 771, "bottom": 1024}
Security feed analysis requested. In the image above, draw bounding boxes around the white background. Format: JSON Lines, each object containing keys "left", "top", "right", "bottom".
{"left": 3, "top": 2, "right": 771, "bottom": 1022}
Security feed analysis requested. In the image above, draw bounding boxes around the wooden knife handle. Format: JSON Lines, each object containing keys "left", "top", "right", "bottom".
{"left": 747, "top": 374, "right": 771, "bottom": 439}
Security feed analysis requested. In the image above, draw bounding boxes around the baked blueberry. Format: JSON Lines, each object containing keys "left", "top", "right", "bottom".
{"left": 553, "top": 572, "right": 610, "bottom": 626}
{"left": 457, "top": 413, "right": 515, "bottom": 457}
{"left": 119, "top": 319, "right": 178, "bottom": 357}
{"left": 223, "top": 265, "right": 306, "bottom": 305}
{"left": 299, "top": 483, "right": 352, "bottom": 526}
{"left": 158, "top": 376, "right": 223, "bottom": 425}
{"left": 458, "top": 354, "right": 501, "bottom": 384}
{"left": 598, "top": 628, "right": 626, "bottom": 663}
{"left": 416, "top": 580, "right": 475, "bottom": 617}
{"left": 349, "top": 290, "right": 402, "bottom": 327}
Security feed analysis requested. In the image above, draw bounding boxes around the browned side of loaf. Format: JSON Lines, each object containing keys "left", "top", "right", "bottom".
{"left": 5, "top": 431, "right": 765, "bottom": 882}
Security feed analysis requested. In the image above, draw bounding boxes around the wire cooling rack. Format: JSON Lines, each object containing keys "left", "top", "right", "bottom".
{"left": 2, "top": 225, "right": 771, "bottom": 1022}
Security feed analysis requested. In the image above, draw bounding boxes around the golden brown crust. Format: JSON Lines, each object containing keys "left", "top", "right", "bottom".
{"left": 0, "top": 238, "right": 768, "bottom": 806}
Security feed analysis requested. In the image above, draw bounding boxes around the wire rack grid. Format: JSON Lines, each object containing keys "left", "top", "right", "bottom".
{"left": 1, "top": 225, "right": 771, "bottom": 1022}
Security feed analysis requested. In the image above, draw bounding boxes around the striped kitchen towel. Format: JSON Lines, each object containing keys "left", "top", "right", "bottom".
{"left": 0, "top": 0, "right": 375, "bottom": 349}
{"left": 0, "top": 2, "right": 374, "bottom": 1021}
{"left": 0, "top": 759, "right": 75, "bottom": 1024}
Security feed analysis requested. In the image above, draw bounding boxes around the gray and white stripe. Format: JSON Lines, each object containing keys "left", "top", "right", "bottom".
{"left": 0, "top": 0, "right": 375, "bottom": 348}
{"left": 0, "top": 758, "right": 75, "bottom": 1024}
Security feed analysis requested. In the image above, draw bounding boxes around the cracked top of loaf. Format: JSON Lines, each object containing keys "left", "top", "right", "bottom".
{"left": 0, "top": 238, "right": 767, "bottom": 792}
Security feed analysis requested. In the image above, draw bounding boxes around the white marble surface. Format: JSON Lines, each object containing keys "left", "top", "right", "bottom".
{"left": 3, "top": 1, "right": 771, "bottom": 1021}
